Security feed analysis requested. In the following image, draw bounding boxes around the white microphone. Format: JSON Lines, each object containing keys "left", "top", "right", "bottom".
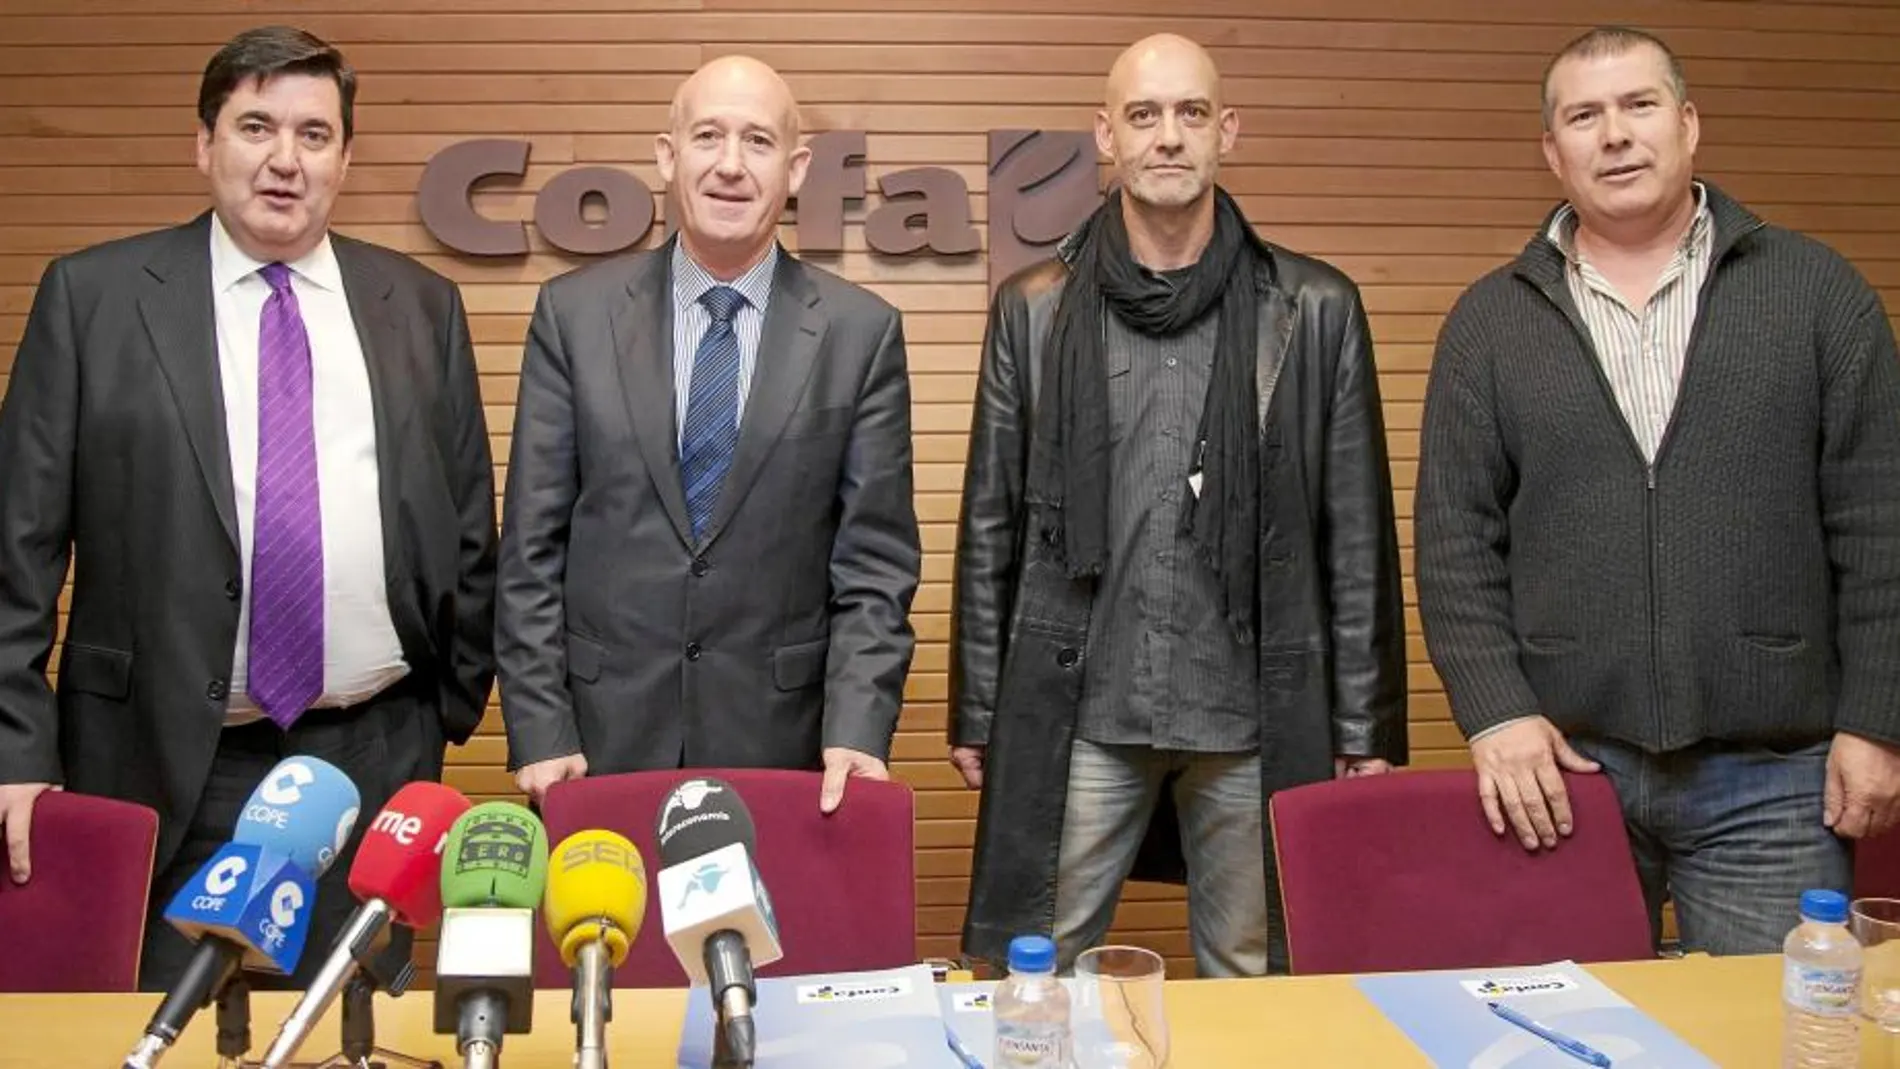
{"left": 654, "top": 777, "right": 782, "bottom": 1068}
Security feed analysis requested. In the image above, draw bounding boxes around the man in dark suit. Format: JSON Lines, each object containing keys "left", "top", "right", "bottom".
{"left": 498, "top": 55, "right": 921, "bottom": 814}
{"left": 0, "top": 26, "right": 497, "bottom": 989}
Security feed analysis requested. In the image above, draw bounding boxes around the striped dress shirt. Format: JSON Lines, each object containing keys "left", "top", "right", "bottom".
{"left": 671, "top": 242, "right": 778, "bottom": 449}
{"left": 1545, "top": 183, "right": 1715, "bottom": 463}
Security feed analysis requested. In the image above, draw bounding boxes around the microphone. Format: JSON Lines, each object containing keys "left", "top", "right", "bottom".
{"left": 433, "top": 801, "right": 549, "bottom": 1069}
{"left": 545, "top": 830, "right": 648, "bottom": 1069}
{"left": 257, "top": 781, "right": 471, "bottom": 1069}
{"left": 123, "top": 756, "right": 361, "bottom": 1069}
{"left": 654, "top": 777, "right": 782, "bottom": 1069}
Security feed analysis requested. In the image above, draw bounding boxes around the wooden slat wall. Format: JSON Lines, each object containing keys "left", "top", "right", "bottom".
{"left": 2, "top": 0, "right": 1898, "bottom": 981}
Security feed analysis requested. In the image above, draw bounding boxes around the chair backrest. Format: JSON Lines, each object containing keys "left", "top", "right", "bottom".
{"left": 1270, "top": 768, "right": 1653, "bottom": 975}
{"left": 1855, "top": 829, "right": 1900, "bottom": 900}
{"left": 0, "top": 790, "right": 160, "bottom": 992}
{"left": 535, "top": 768, "right": 916, "bottom": 988}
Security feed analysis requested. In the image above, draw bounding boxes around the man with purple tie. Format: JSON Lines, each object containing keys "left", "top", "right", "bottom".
{"left": 0, "top": 26, "right": 497, "bottom": 990}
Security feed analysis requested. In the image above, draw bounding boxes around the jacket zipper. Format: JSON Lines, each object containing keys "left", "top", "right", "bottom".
{"left": 1519, "top": 211, "right": 1764, "bottom": 747}
{"left": 1532, "top": 279, "right": 1669, "bottom": 741}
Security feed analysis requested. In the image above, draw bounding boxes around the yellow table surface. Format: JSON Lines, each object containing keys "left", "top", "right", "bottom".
{"left": 0, "top": 954, "right": 1784, "bottom": 1067}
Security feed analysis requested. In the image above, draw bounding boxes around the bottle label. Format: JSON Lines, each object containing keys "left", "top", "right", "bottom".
{"left": 1784, "top": 960, "right": 1861, "bottom": 1018}
{"left": 995, "top": 1022, "right": 1068, "bottom": 1066}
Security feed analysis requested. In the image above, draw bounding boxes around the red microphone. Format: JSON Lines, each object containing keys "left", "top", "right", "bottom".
{"left": 257, "top": 782, "right": 471, "bottom": 1069}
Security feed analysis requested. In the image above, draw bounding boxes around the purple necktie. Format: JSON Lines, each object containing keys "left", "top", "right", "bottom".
{"left": 248, "top": 262, "right": 324, "bottom": 729}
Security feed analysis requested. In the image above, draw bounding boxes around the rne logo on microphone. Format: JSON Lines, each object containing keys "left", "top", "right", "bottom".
{"left": 370, "top": 808, "right": 426, "bottom": 845}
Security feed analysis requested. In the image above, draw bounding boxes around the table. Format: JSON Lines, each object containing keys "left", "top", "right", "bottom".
{"left": 0, "top": 954, "right": 1782, "bottom": 1067}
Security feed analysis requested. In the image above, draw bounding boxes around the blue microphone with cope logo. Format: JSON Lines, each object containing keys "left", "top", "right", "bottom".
{"left": 122, "top": 755, "right": 361, "bottom": 1069}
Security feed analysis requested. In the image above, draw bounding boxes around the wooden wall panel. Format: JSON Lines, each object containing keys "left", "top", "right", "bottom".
{"left": 1, "top": 0, "right": 1896, "bottom": 981}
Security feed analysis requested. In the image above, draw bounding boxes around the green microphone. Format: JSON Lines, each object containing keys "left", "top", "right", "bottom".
{"left": 433, "top": 802, "right": 549, "bottom": 1069}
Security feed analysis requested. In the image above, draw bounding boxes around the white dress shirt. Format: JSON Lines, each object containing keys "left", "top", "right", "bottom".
{"left": 209, "top": 214, "right": 407, "bottom": 724}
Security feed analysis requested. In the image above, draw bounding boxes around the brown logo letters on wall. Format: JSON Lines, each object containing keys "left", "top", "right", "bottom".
{"left": 415, "top": 130, "right": 1102, "bottom": 291}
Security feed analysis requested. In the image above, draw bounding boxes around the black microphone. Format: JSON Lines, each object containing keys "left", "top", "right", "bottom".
{"left": 654, "top": 777, "right": 783, "bottom": 1069}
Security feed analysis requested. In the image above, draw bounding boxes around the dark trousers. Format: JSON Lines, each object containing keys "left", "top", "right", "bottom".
{"left": 138, "top": 678, "right": 444, "bottom": 993}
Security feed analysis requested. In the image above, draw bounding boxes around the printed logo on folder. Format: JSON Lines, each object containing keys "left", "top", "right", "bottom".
{"left": 796, "top": 977, "right": 912, "bottom": 1004}
{"left": 1460, "top": 972, "right": 1582, "bottom": 999}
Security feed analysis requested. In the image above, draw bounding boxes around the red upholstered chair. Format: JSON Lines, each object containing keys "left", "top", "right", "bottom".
{"left": 1270, "top": 768, "right": 1653, "bottom": 975}
{"left": 535, "top": 768, "right": 916, "bottom": 988}
{"left": 0, "top": 790, "right": 160, "bottom": 992}
{"left": 1855, "top": 829, "right": 1900, "bottom": 900}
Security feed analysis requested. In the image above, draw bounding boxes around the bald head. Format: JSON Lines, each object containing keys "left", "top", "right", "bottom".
{"left": 1096, "top": 33, "right": 1235, "bottom": 213}
{"left": 656, "top": 53, "right": 812, "bottom": 280}
{"left": 1106, "top": 33, "right": 1222, "bottom": 113}
{"left": 670, "top": 54, "right": 802, "bottom": 143}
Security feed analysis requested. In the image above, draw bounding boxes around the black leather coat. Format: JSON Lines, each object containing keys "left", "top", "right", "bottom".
{"left": 950, "top": 228, "right": 1409, "bottom": 970}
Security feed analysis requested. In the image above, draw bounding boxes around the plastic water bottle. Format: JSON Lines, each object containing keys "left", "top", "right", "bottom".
{"left": 993, "top": 934, "right": 1071, "bottom": 1068}
{"left": 1783, "top": 888, "right": 1862, "bottom": 1068}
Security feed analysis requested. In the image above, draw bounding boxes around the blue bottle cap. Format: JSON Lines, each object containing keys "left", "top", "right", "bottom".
{"left": 1007, "top": 935, "right": 1057, "bottom": 973}
{"left": 1801, "top": 889, "right": 1848, "bottom": 924}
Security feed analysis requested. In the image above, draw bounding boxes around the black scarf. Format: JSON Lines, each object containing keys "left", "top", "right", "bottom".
{"left": 1025, "top": 185, "right": 1263, "bottom": 642}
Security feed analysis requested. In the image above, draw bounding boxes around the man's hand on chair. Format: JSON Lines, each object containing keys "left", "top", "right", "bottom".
{"left": 820, "top": 747, "right": 890, "bottom": 815}
{"left": 1470, "top": 716, "right": 1600, "bottom": 852}
{"left": 0, "top": 782, "right": 57, "bottom": 884}
{"left": 514, "top": 754, "right": 588, "bottom": 808}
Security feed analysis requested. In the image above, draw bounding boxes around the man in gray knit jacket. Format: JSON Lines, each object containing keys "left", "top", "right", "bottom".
{"left": 1417, "top": 25, "right": 1900, "bottom": 955}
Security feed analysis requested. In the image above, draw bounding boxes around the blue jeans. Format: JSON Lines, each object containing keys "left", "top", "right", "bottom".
{"left": 1569, "top": 735, "right": 1852, "bottom": 955}
{"left": 1051, "top": 740, "right": 1269, "bottom": 977}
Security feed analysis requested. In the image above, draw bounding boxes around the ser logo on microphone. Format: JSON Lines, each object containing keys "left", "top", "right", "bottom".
{"left": 558, "top": 837, "right": 644, "bottom": 875}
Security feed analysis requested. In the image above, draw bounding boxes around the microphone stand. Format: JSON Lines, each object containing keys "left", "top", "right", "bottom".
{"left": 215, "top": 978, "right": 252, "bottom": 1069}
{"left": 236, "top": 954, "right": 442, "bottom": 1069}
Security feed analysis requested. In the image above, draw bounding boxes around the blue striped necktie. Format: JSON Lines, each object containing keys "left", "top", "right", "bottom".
{"left": 680, "top": 285, "right": 746, "bottom": 542}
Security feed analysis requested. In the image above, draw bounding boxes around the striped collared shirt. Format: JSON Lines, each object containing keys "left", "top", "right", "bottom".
{"left": 670, "top": 241, "right": 778, "bottom": 448}
{"left": 1544, "top": 183, "right": 1715, "bottom": 463}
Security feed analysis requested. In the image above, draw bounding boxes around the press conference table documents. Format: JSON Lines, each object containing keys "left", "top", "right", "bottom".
{"left": 0, "top": 954, "right": 1779, "bottom": 1067}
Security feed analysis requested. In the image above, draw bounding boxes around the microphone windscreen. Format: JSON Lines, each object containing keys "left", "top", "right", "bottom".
{"left": 654, "top": 776, "right": 757, "bottom": 868}
{"left": 544, "top": 830, "right": 647, "bottom": 967}
{"left": 439, "top": 801, "right": 549, "bottom": 910}
{"left": 346, "top": 781, "right": 472, "bottom": 928}
{"left": 231, "top": 755, "right": 362, "bottom": 878}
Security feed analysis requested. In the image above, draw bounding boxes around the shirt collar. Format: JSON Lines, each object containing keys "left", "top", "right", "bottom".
{"left": 209, "top": 211, "right": 343, "bottom": 295}
{"left": 671, "top": 239, "right": 778, "bottom": 316}
{"left": 1547, "top": 180, "right": 1712, "bottom": 265}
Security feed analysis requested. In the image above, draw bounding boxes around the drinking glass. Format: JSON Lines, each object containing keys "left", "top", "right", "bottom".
{"left": 1070, "top": 945, "right": 1170, "bottom": 1069}
{"left": 1853, "top": 897, "right": 1900, "bottom": 1068}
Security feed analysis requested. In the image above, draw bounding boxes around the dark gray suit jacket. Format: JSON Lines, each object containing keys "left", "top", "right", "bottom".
{"left": 0, "top": 213, "right": 499, "bottom": 871}
{"left": 496, "top": 240, "right": 920, "bottom": 774}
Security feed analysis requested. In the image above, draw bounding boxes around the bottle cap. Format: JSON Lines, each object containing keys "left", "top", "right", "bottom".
{"left": 1800, "top": 888, "right": 1849, "bottom": 924}
{"left": 1007, "top": 934, "right": 1057, "bottom": 973}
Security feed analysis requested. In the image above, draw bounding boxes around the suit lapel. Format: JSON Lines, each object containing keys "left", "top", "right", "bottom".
{"left": 138, "top": 214, "right": 239, "bottom": 550}
{"left": 700, "top": 254, "right": 825, "bottom": 547}
{"left": 334, "top": 239, "right": 415, "bottom": 579}
{"left": 611, "top": 249, "right": 694, "bottom": 547}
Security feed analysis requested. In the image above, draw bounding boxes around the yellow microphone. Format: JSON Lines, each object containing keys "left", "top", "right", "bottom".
{"left": 544, "top": 830, "right": 647, "bottom": 1069}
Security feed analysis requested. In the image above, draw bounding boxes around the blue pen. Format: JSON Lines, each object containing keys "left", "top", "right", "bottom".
{"left": 943, "top": 1023, "right": 986, "bottom": 1069}
{"left": 1487, "top": 1000, "right": 1613, "bottom": 1067}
